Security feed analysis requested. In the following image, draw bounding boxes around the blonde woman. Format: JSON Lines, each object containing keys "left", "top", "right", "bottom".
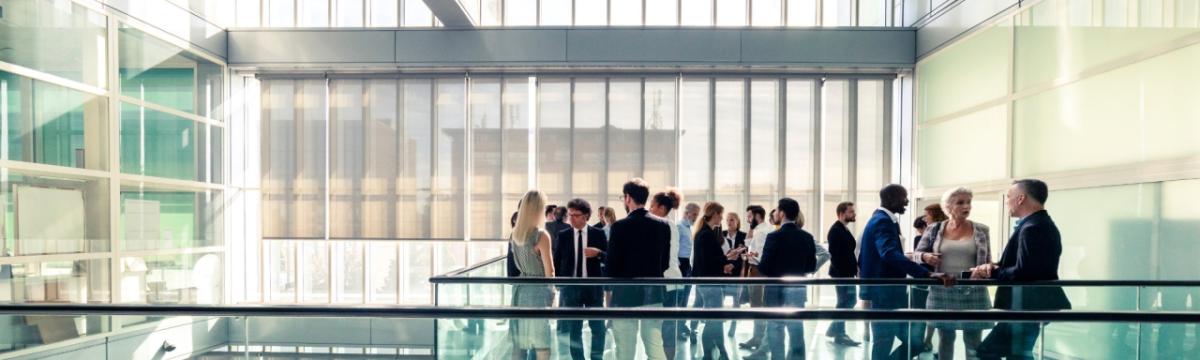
{"left": 509, "top": 190, "right": 555, "bottom": 360}
{"left": 601, "top": 206, "right": 618, "bottom": 239}
{"left": 912, "top": 187, "right": 993, "bottom": 360}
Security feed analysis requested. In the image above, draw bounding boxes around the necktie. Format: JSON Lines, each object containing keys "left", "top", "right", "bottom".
{"left": 577, "top": 229, "right": 585, "bottom": 277}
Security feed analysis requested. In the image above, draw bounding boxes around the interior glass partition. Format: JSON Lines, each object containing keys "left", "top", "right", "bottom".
{"left": 255, "top": 74, "right": 894, "bottom": 304}
{"left": 0, "top": 0, "right": 227, "bottom": 307}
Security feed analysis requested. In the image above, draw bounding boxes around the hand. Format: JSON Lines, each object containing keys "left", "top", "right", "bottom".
{"left": 724, "top": 264, "right": 735, "bottom": 274}
{"left": 921, "top": 253, "right": 943, "bottom": 267}
{"left": 930, "top": 272, "right": 956, "bottom": 287}
{"left": 971, "top": 264, "right": 998, "bottom": 279}
{"left": 725, "top": 251, "right": 741, "bottom": 261}
{"left": 583, "top": 247, "right": 601, "bottom": 258}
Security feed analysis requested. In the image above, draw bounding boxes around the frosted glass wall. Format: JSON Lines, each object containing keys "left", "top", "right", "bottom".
{"left": 917, "top": 2, "right": 1200, "bottom": 356}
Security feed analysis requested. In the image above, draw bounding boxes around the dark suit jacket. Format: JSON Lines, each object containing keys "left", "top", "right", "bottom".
{"left": 545, "top": 220, "right": 569, "bottom": 252}
{"left": 992, "top": 210, "right": 1072, "bottom": 311}
{"left": 827, "top": 221, "right": 859, "bottom": 278}
{"left": 506, "top": 242, "right": 520, "bottom": 277}
{"left": 758, "top": 223, "right": 817, "bottom": 277}
{"left": 723, "top": 230, "right": 747, "bottom": 276}
{"left": 691, "top": 225, "right": 731, "bottom": 277}
{"left": 605, "top": 208, "right": 672, "bottom": 306}
{"left": 858, "top": 209, "right": 932, "bottom": 309}
{"left": 555, "top": 225, "right": 608, "bottom": 278}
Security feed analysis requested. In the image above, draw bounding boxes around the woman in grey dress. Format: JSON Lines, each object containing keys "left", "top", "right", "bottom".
{"left": 912, "top": 187, "right": 992, "bottom": 360}
{"left": 509, "top": 190, "right": 556, "bottom": 360}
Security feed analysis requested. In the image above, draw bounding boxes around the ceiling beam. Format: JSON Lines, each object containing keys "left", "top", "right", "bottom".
{"left": 422, "top": 0, "right": 476, "bottom": 28}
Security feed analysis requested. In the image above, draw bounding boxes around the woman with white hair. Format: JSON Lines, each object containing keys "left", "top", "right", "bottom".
{"left": 509, "top": 190, "right": 555, "bottom": 360}
{"left": 912, "top": 187, "right": 993, "bottom": 360}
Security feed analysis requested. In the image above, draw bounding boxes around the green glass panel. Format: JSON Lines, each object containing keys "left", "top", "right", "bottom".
{"left": 1, "top": 71, "right": 108, "bottom": 170}
{"left": 917, "top": 19, "right": 1011, "bottom": 123}
{"left": 917, "top": 106, "right": 1007, "bottom": 188}
{"left": 120, "top": 103, "right": 199, "bottom": 181}
{"left": 1013, "top": 41, "right": 1200, "bottom": 176}
{"left": 0, "top": 0, "right": 107, "bottom": 87}
{"left": 118, "top": 24, "right": 224, "bottom": 120}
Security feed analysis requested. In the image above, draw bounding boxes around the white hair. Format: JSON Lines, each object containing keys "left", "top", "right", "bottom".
{"left": 941, "top": 187, "right": 974, "bottom": 210}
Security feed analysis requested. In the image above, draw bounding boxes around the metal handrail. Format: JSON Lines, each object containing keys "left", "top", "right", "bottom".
{"left": 430, "top": 256, "right": 1200, "bottom": 287}
{"left": 0, "top": 304, "right": 1198, "bottom": 323}
{"left": 435, "top": 255, "right": 508, "bottom": 278}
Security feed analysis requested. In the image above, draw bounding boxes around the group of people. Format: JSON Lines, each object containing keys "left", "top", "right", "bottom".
{"left": 505, "top": 177, "right": 1070, "bottom": 360}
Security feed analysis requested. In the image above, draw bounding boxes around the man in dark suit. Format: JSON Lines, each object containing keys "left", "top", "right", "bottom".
{"left": 826, "top": 201, "right": 861, "bottom": 346}
{"left": 546, "top": 205, "right": 569, "bottom": 252}
{"left": 972, "top": 179, "right": 1071, "bottom": 360}
{"left": 605, "top": 178, "right": 671, "bottom": 360}
{"left": 746, "top": 197, "right": 828, "bottom": 360}
{"left": 555, "top": 198, "right": 608, "bottom": 360}
{"left": 859, "top": 184, "right": 953, "bottom": 360}
{"left": 507, "top": 211, "right": 521, "bottom": 277}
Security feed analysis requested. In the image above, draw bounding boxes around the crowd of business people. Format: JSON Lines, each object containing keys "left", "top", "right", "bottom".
{"left": 506, "top": 177, "right": 1069, "bottom": 360}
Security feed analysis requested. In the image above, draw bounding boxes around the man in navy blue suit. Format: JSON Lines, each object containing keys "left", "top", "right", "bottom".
{"left": 859, "top": 184, "right": 954, "bottom": 360}
{"left": 972, "top": 179, "right": 1071, "bottom": 359}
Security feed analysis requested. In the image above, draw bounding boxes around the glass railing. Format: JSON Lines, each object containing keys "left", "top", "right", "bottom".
{"left": 1, "top": 304, "right": 1199, "bottom": 359}
{"left": 430, "top": 256, "right": 1200, "bottom": 359}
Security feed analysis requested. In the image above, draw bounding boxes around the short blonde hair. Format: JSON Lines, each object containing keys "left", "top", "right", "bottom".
{"left": 941, "top": 187, "right": 974, "bottom": 210}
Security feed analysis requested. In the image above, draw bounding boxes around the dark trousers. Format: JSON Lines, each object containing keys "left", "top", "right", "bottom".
{"left": 558, "top": 287, "right": 607, "bottom": 360}
{"left": 977, "top": 322, "right": 1041, "bottom": 360}
{"left": 662, "top": 288, "right": 688, "bottom": 347}
{"left": 870, "top": 322, "right": 921, "bottom": 360}
{"left": 826, "top": 285, "right": 857, "bottom": 336}
{"left": 698, "top": 286, "right": 729, "bottom": 359}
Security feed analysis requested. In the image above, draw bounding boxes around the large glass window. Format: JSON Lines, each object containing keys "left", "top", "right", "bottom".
{"left": 573, "top": 80, "right": 606, "bottom": 211}
{"left": 540, "top": 0, "right": 573, "bottom": 25}
{"left": 820, "top": 79, "right": 850, "bottom": 237}
{"left": 785, "top": 79, "right": 816, "bottom": 224}
{"left": 333, "top": 0, "right": 365, "bottom": 27}
{"left": 608, "top": 80, "right": 641, "bottom": 214}
{"left": 368, "top": 0, "right": 399, "bottom": 27}
{"left": 787, "top": 0, "right": 818, "bottom": 26}
{"left": 121, "top": 184, "right": 222, "bottom": 251}
{"left": 402, "top": 0, "right": 435, "bottom": 26}
{"left": 297, "top": 0, "right": 330, "bottom": 27}
{"left": 401, "top": 79, "right": 434, "bottom": 238}
{"left": 575, "top": 0, "right": 608, "bottom": 25}
{"left": 267, "top": 0, "right": 297, "bottom": 27}
{"left": 504, "top": 0, "right": 537, "bottom": 26}
{"left": 120, "top": 253, "right": 222, "bottom": 304}
{"left": 118, "top": 24, "right": 225, "bottom": 121}
{"left": 0, "top": 0, "right": 108, "bottom": 87}
{"left": 679, "top": 79, "right": 712, "bottom": 203}
{"left": 748, "top": 79, "right": 779, "bottom": 208}
{"left": 501, "top": 78, "right": 533, "bottom": 238}
{"left": 0, "top": 169, "right": 110, "bottom": 255}
{"left": 751, "top": 0, "right": 783, "bottom": 26}
{"left": 537, "top": 79, "right": 572, "bottom": 208}
{"left": 119, "top": 104, "right": 201, "bottom": 181}
{"left": 714, "top": 79, "right": 745, "bottom": 212}
{"left": 470, "top": 79, "right": 502, "bottom": 239}
{"left": 646, "top": 0, "right": 680, "bottom": 26}
{"left": 1, "top": 71, "right": 109, "bottom": 170}
{"left": 716, "top": 0, "right": 749, "bottom": 26}
{"left": 610, "top": 0, "right": 644, "bottom": 26}
{"left": 643, "top": 79, "right": 677, "bottom": 192}
{"left": 855, "top": 80, "right": 887, "bottom": 215}
{"left": 261, "top": 79, "right": 326, "bottom": 239}
{"left": 330, "top": 79, "right": 365, "bottom": 239}
{"left": 682, "top": 0, "right": 715, "bottom": 26}
{"left": 433, "top": 79, "right": 465, "bottom": 239}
